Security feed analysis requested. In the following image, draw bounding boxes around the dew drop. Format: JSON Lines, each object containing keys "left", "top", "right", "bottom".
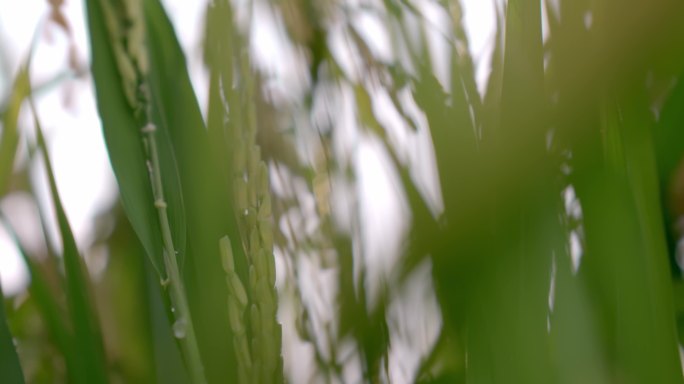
{"left": 173, "top": 318, "right": 187, "bottom": 339}
{"left": 171, "top": 307, "right": 176, "bottom": 313}
{"left": 583, "top": 11, "right": 593, "bottom": 30}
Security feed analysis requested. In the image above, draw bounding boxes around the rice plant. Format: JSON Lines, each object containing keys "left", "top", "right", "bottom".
{"left": 2, "top": 0, "right": 684, "bottom": 383}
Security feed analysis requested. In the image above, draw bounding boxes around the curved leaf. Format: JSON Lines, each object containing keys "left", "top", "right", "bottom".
{"left": 84, "top": 0, "right": 186, "bottom": 276}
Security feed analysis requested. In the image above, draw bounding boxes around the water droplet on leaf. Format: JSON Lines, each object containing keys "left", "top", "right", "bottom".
{"left": 173, "top": 318, "right": 187, "bottom": 339}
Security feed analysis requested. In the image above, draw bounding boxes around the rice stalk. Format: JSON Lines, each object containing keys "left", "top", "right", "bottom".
{"left": 221, "top": 44, "right": 282, "bottom": 384}
{"left": 96, "top": 0, "right": 205, "bottom": 382}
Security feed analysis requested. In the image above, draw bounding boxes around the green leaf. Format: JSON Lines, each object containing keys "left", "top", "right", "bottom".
{"left": 548, "top": 235, "right": 610, "bottom": 383}
{"left": 0, "top": 53, "right": 31, "bottom": 384}
{"left": 457, "top": 1, "right": 557, "bottom": 383}
{"left": 657, "top": 80, "right": 684, "bottom": 164}
{"left": 0, "top": 65, "right": 29, "bottom": 196}
{"left": 144, "top": 260, "right": 189, "bottom": 384}
{"left": 655, "top": 76, "right": 684, "bottom": 246}
{"left": 0, "top": 286, "right": 24, "bottom": 384}
{"left": 31, "top": 101, "right": 109, "bottom": 384}
{"left": 84, "top": 0, "right": 187, "bottom": 277}
{"left": 0, "top": 215, "right": 84, "bottom": 383}
{"left": 600, "top": 94, "right": 682, "bottom": 383}
{"left": 546, "top": 2, "right": 684, "bottom": 378}
{"left": 143, "top": 0, "right": 239, "bottom": 381}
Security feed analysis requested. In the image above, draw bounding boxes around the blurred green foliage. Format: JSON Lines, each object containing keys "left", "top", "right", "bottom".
{"left": 2, "top": 0, "right": 684, "bottom": 383}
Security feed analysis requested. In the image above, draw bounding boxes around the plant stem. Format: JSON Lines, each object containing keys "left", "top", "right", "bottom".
{"left": 144, "top": 125, "right": 207, "bottom": 384}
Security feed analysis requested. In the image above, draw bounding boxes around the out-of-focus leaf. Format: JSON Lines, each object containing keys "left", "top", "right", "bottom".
{"left": 549, "top": 242, "right": 610, "bottom": 384}
{"left": 415, "top": 328, "right": 463, "bottom": 383}
{"left": 355, "top": 85, "right": 384, "bottom": 136}
{"left": 0, "top": 287, "right": 24, "bottom": 383}
{"left": 96, "top": 204, "right": 157, "bottom": 383}
{"left": 603, "top": 94, "right": 682, "bottom": 383}
{"left": 457, "top": 1, "right": 556, "bottom": 383}
{"left": 655, "top": 76, "right": 684, "bottom": 268}
{"left": 31, "top": 102, "right": 109, "bottom": 384}
{"left": 204, "top": 0, "right": 234, "bottom": 205}
{"left": 0, "top": 215, "right": 83, "bottom": 383}
{"left": 546, "top": 0, "right": 684, "bottom": 378}
{"left": 406, "top": 9, "right": 481, "bottom": 380}
{"left": 0, "top": 65, "right": 29, "bottom": 196}
{"left": 481, "top": 3, "right": 504, "bottom": 137}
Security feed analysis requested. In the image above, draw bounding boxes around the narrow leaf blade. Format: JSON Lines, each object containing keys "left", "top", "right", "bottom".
{"left": 31, "top": 102, "right": 109, "bottom": 384}
{"left": 0, "top": 287, "right": 24, "bottom": 384}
